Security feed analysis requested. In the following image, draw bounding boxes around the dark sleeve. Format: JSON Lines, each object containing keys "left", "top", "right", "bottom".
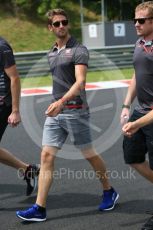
{"left": 74, "top": 45, "right": 89, "bottom": 66}
{"left": 1, "top": 44, "right": 15, "bottom": 68}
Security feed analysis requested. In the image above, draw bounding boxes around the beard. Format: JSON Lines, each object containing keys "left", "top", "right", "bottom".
{"left": 55, "top": 29, "right": 68, "bottom": 39}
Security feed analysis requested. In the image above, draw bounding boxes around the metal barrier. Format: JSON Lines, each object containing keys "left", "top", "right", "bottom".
{"left": 15, "top": 45, "right": 135, "bottom": 77}
{"left": 88, "top": 45, "right": 134, "bottom": 71}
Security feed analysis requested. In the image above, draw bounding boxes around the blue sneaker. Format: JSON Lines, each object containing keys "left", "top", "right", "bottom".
{"left": 99, "top": 187, "right": 119, "bottom": 211}
{"left": 16, "top": 204, "right": 46, "bottom": 222}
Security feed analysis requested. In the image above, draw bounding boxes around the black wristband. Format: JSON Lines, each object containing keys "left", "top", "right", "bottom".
{"left": 122, "top": 104, "right": 130, "bottom": 109}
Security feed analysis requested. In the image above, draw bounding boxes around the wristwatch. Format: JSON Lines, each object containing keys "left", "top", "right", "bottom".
{"left": 122, "top": 104, "right": 130, "bottom": 109}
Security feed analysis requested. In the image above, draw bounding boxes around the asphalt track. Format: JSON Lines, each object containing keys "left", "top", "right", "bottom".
{"left": 1, "top": 87, "right": 153, "bottom": 230}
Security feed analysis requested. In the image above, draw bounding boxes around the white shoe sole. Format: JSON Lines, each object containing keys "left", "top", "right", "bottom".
{"left": 16, "top": 214, "right": 46, "bottom": 222}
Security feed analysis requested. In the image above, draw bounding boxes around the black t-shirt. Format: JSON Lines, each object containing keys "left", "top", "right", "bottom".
{"left": 48, "top": 36, "right": 89, "bottom": 113}
{"left": 0, "top": 37, "right": 15, "bottom": 106}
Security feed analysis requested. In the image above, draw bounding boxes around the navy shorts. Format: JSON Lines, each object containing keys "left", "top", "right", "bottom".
{"left": 123, "top": 109, "right": 153, "bottom": 169}
{"left": 0, "top": 104, "right": 12, "bottom": 141}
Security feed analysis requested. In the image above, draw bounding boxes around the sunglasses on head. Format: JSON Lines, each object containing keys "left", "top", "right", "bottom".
{"left": 52, "top": 19, "right": 68, "bottom": 28}
{"left": 134, "top": 17, "right": 153, "bottom": 24}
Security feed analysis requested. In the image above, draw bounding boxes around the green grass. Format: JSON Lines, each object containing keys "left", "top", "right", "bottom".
{"left": 0, "top": 16, "right": 54, "bottom": 52}
{"left": 87, "top": 68, "right": 134, "bottom": 82}
{"left": 21, "top": 75, "right": 52, "bottom": 88}
{"left": 21, "top": 68, "right": 134, "bottom": 88}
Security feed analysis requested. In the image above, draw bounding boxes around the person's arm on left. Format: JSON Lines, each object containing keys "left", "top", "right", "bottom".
{"left": 122, "top": 110, "right": 153, "bottom": 137}
{"left": 46, "top": 64, "right": 87, "bottom": 117}
{"left": 5, "top": 64, "right": 21, "bottom": 127}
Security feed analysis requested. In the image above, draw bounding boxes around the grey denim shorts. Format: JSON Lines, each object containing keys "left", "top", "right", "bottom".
{"left": 42, "top": 111, "right": 92, "bottom": 149}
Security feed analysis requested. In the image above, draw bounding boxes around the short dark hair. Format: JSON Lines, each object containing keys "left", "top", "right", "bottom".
{"left": 46, "top": 9, "right": 68, "bottom": 25}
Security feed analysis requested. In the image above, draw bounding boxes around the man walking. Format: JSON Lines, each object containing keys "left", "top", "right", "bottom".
{"left": 121, "top": 2, "right": 153, "bottom": 229}
{"left": 16, "top": 8, "right": 119, "bottom": 221}
{"left": 0, "top": 36, "right": 38, "bottom": 196}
